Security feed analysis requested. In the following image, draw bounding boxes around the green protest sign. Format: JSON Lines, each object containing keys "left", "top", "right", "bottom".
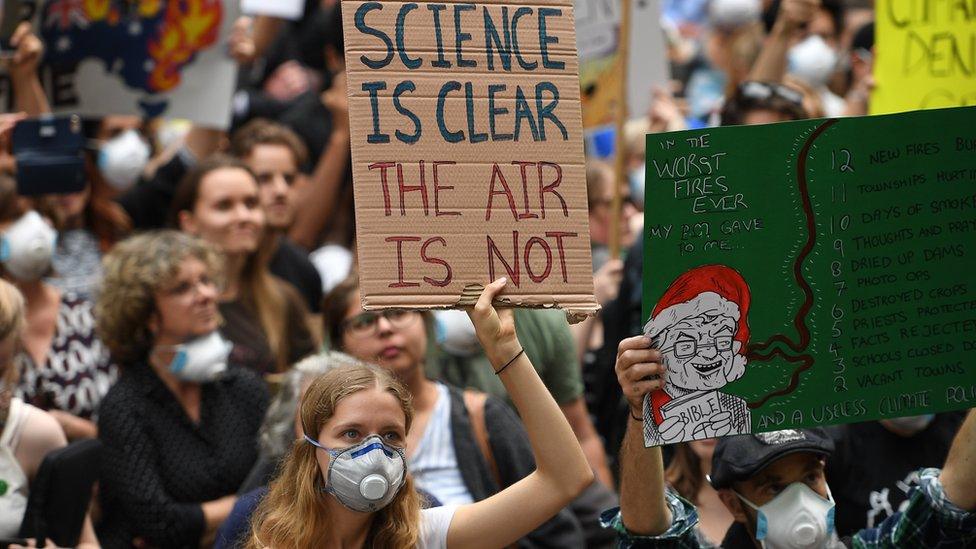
{"left": 641, "top": 106, "right": 976, "bottom": 446}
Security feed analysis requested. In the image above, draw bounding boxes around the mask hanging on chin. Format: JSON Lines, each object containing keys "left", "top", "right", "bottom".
{"left": 0, "top": 211, "right": 57, "bottom": 282}
{"left": 154, "top": 331, "right": 232, "bottom": 383}
{"left": 736, "top": 482, "right": 837, "bottom": 549}
{"left": 98, "top": 129, "right": 151, "bottom": 191}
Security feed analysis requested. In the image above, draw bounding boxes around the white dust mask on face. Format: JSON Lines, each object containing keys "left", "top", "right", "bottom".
{"left": 306, "top": 434, "right": 407, "bottom": 513}
{"left": 736, "top": 482, "right": 836, "bottom": 549}
{"left": 98, "top": 129, "right": 151, "bottom": 191}
{"left": 0, "top": 211, "right": 57, "bottom": 282}
{"left": 434, "top": 309, "right": 481, "bottom": 357}
{"left": 788, "top": 35, "right": 838, "bottom": 88}
{"left": 155, "top": 331, "right": 232, "bottom": 383}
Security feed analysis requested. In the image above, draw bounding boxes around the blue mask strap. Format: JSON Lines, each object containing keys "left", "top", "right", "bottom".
{"left": 304, "top": 434, "right": 330, "bottom": 451}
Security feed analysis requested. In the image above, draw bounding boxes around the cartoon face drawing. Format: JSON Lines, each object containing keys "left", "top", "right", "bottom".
{"left": 658, "top": 306, "right": 741, "bottom": 391}
{"left": 642, "top": 265, "right": 753, "bottom": 446}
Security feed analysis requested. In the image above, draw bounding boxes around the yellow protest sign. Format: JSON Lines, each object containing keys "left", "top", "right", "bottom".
{"left": 871, "top": 1, "right": 976, "bottom": 115}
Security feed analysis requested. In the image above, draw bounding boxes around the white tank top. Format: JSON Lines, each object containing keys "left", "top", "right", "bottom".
{"left": 0, "top": 398, "right": 31, "bottom": 537}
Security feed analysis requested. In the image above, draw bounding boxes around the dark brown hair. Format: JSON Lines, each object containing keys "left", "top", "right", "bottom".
{"left": 322, "top": 273, "right": 361, "bottom": 351}
{"left": 169, "top": 155, "right": 296, "bottom": 372}
{"left": 230, "top": 119, "right": 309, "bottom": 168}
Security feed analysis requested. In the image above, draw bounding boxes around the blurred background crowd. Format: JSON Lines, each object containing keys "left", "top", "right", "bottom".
{"left": 0, "top": 0, "right": 969, "bottom": 547}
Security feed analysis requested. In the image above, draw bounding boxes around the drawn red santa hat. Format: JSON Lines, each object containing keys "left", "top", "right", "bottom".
{"left": 644, "top": 264, "right": 751, "bottom": 348}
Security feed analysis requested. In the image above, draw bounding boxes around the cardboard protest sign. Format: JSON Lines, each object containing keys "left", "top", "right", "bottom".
{"left": 641, "top": 106, "right": 976, "bottom": 446}
{"left": 342, "top": 0, "right": 599, "bottom": 315}
{"left": 0, "top": 0, "right": 240, "bottom": 128}
{"left": 871, "top": 1, "right": 976, "bottom": 114}
{"left": 242, "top": 0, "right": 305, "bottom": 21}
{"left": 575, "top": 0, "right": 668, "bottom": 129}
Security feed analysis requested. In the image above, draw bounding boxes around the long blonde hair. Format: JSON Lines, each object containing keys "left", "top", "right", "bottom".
{"left": 248, "top": 363, "right": 422, "bottom": 548}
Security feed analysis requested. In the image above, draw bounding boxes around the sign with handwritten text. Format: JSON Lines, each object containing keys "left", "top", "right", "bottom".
{"left": 641, "top": 106, "right": 976, "bottom": 446}
{"left": 872, "top": 0, "right": 976, "bottom": 114}
{"left": 342, "top": 0, "right": 598, "bottom": 316}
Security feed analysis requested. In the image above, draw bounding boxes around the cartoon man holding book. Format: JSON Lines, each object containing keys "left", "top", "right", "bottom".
{"left": 643, "top": 264, "right": 752, "bottom": 445}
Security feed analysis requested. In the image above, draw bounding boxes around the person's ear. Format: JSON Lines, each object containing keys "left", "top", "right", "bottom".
{"left": 718, "top": 488, "right": 750, "bottom": 523}
{"left": 178, "top": 209, "right": 197, "bottom": 235}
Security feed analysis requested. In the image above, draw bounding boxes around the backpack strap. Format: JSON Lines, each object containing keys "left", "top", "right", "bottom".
{"left": 462, "top": 390, "right": 502, "bottom": 488}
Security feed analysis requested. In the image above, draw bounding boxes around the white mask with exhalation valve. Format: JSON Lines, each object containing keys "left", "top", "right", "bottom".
{"left": 306, "top": 434, "right": 407, "bottom": 513}
{"left": 735, "top": 482, "right": 836, "bottom": 549}
{"left": 0, "top": 211, "right": 57, "bottom": 282}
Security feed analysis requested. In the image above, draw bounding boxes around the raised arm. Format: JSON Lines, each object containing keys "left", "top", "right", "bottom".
{"left": 287, "top": 71, "right": 350, "bottom": 250}
{"left": 748, "top": 0, "right": 819, "bottom": 83}
{"left": 446, "top": 279, "right": 594, "bottom": 549}
{"left": 6, "top": 22, "right": 49, "bottom": 116}
{"left": 941, "top": 409, "right": 976, "bottom": 511}
{"left": 615, "top": 335, "right": 672, "bottom": 535}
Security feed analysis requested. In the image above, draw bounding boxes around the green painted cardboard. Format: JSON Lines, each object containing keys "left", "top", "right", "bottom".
{"left": 641, "top": 106, "right": 976, "bottom": 446}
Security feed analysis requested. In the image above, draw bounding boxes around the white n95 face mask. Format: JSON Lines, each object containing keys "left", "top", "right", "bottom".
{"left": 788, "top": 35, "right": 839, "bottom": 88}
{"left": 434, "top": 309, "right": 481, "bottom": 357}
{"left": 98, "top": 129, "right": 151, "bottom": 191}
{"left": 736, "top": 482, "right": 836, "bottom": 549}
{"left": 306, "top": 434, "right": 407, "bottom": 513}
{"left": 156, "top": 331, "right": 232, "bottom": 383}
{"left": 0, "top": 211, "right": 57, "bottom": 282}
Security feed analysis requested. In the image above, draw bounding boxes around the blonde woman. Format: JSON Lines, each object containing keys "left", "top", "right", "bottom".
{"left": 249, "top": 279, "right": 594, "bottom": 548}
{"left": 170, "top": 155, "right": 317, "bottom": 374}
{"left": 0, "top": 279, "right": 99, "bottom": 546}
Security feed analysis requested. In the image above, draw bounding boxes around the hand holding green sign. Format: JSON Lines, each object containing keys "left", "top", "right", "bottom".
{"left": 642, "top": 106, "right": 976, "bottom": 446}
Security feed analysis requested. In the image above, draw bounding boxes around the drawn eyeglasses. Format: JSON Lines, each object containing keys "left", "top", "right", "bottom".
{"left": 342, "top": 309, "right": 419, "bottom": 338}
{"left": 662, "top": 336, "right": 734, "bottom": 359}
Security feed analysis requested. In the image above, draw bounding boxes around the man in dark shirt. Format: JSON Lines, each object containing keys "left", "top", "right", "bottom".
{"left": 825, "top": 412, "right": 965, "bottom": 536}
{"left": 229, "top": 120, "right": 323, "bottom": 314}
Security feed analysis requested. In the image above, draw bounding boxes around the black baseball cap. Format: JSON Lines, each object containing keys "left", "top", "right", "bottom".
{"left": 709, "top": 428, "right": 834, "bottom": 490}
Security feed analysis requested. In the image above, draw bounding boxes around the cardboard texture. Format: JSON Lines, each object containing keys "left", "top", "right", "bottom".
{"left": 641, "top": 106, "right": 976, "bottom": 446}
{"left": 1, "top": 0, "right": 239, "bottom": 128}
{"left": 575, "top": 0, "right": 669, "bottom": 129}
{"left": 342, "top": 0, "right": 598, "bottom": 316}
{"left": 871, "top": 1, "right": 976, "bottom": 114}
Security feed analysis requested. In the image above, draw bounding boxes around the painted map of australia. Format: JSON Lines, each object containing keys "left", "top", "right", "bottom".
{"left": 41, "top": 0, "right": 223, "bottom": 117}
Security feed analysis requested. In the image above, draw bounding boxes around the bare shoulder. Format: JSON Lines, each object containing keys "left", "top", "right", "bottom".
{"left": 18, "top": 403, "right": 68, "bottom": 455}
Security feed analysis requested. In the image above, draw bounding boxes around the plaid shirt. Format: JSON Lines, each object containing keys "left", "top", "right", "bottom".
{"left": 602, "top": 468, "right": 976, "bottom": 548}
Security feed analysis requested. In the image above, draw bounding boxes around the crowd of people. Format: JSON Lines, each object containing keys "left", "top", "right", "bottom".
{"left": 0, "top": 0, "right": 973, "bottom": 547}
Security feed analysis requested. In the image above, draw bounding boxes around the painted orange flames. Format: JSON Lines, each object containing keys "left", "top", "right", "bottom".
{"left": 147, "top": 0, "right": 222, "bottom": 92}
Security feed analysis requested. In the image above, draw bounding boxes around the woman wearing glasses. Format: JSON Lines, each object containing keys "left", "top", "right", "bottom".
{"left": 319, "top": 275, "right": 586, "bottom": 547}
{"left": 95, "top": 231, "right": 270, "bottom": 547}
{"left": 250, "top": 278, "right": 592, "bottom": 547}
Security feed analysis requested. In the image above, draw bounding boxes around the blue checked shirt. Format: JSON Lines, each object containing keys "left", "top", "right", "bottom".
{"left": 601, "top": 468, "right": 976, "bottom": 548}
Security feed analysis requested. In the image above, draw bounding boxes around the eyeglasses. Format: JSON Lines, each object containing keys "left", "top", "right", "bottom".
{"left": 738, "top": 81, "right": 805, "bottom": 108}
{"left": 342, "top": 310, "right": 419, "bottom": 338}
{"left": 661, "top": 336, "right": 734, "bottom": 359}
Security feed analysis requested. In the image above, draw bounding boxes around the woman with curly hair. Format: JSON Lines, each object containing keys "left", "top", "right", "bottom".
{"left": 95, "top": 231, "right": 269, "bottom": 548}
{"left": 248, "top": 279, "right": 594, "bottom": 548}
{"left": 170, "top": 155, "right": 317, "bottom": 375}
